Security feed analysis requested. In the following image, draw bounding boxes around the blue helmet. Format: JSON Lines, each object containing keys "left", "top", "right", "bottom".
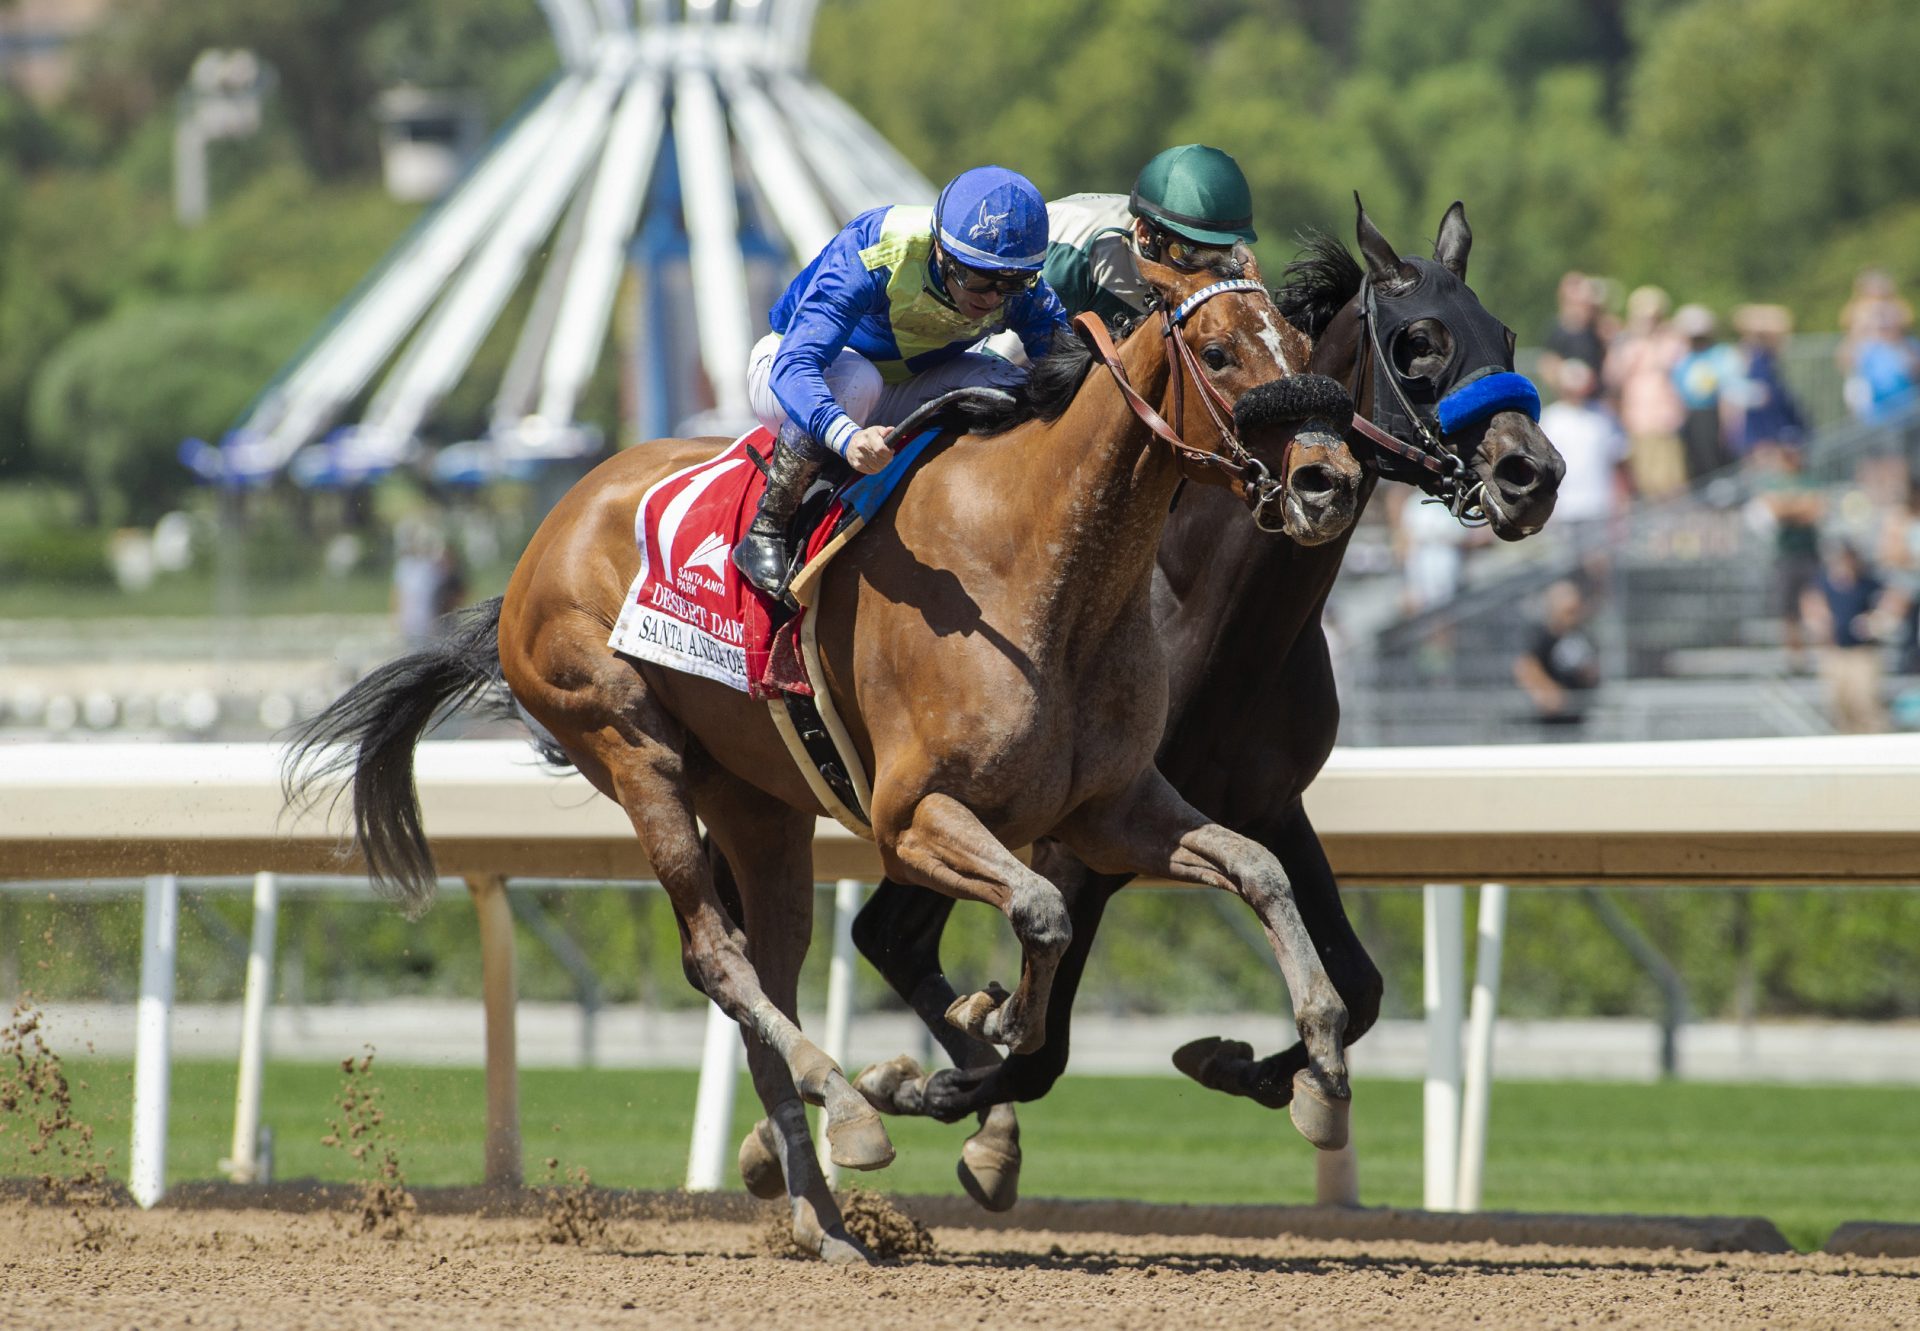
{"left": 933, "top": 166, "right": 1050, "bottom": 272}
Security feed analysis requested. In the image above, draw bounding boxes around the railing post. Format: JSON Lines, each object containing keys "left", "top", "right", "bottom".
{"left": 464, "top": 874, "right": 521, "bottom": 1187}
{"left": 130, "top": 873, "right": 179, "bottom": 1208}
{"left": 1457, "top": 883, "right": 1509, "bottom": 1212}
{"left": 222, "top": 871, "right": 279, "bottom": 1183}
{"left": 1315, "top": 1143, "right": 1360, "bottom": 1206}
{"left": 1422, "top": 884, "right": 1465, "bottom": 1212}
{"left": 685, "top": 1000, "right": 740, "bottom": 1191}
{"left": 818, "top": 877, "right": 864, "bottom": 1183}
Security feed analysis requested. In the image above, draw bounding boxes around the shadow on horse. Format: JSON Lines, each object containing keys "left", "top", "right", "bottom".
{"left": 843, "top": 200, "right": 1566, "bottom": 1211}
{"left": 289, "top": 255, "right": 1365, "bottom": 1262}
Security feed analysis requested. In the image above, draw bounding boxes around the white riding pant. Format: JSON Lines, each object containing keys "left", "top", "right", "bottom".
{"left": 746, "top": 332, "right": 1027, "bottom": 447}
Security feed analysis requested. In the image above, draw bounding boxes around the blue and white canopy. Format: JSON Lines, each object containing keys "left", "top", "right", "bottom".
{"left": 190, "top": 0, "right": 932, "bottom": 488}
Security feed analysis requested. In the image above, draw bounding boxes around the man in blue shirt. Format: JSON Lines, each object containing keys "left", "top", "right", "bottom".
{"left": 735, "top": 165, "right": 1070, "bottom": 596}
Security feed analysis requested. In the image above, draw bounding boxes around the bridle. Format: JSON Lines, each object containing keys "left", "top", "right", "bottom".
{"left": 1346, "top": 270, "right": 1542, "bottom": 527}
{"left": 1074, "top": 278, "right": 1307, "bottom": 532}
{"left": 1349, "top": 273, "right": 1480, "bottom": 522}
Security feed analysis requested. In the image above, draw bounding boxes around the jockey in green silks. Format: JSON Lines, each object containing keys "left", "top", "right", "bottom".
{"left": 985, "top": 143, "right": 1260, "bottom": 347}
{"left": 734, "top": 165, "right": 1070, "bottom": 597}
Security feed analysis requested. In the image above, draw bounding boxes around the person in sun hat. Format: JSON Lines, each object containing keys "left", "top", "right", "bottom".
{"left": 735, "top": 164, "right": 1069, "bottom": 596}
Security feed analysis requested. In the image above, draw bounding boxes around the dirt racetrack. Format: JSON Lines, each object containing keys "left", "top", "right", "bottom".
{"left": 3, "top": 1191, "right": 1917, "bottom": 1331}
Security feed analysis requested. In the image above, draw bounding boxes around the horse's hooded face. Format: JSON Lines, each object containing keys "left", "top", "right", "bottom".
{"left": 1138, "top": 255, "right": 1364, "bottom": 547}
{"left": 1352, "top": 200, "right": 1563, "bottom": 541}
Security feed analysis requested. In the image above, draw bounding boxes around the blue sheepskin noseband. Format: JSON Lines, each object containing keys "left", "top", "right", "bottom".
{"left": 1436, "top": 370, "right": 1540, "bottom": 435}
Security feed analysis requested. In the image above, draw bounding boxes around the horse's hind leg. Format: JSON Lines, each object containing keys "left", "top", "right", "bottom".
{"left": 1058, "top": 770, "right": 1352, "bottom": 1150}
{"left": 946, "top": 844, "right": 1133, "bottom": 1210}
{"left": 850, "top": 883, "right": 999, "bottom": 1115}
{"left": 875, "top": 792, "right": 1071, "bottom": 1058}
{"left": 703, "top": 782, "right": 877, "bottom": 1265}
{"left": 555, "top": 693, "right": 894, "bottom": 1182}
{"left": 851, "top": 849, "right": 1128, "bottom": 1212}
{"left": 849, "top": 880, "right": 1023, "bottom": 1210}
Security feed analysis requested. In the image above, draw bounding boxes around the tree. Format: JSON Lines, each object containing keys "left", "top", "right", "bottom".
{"left": 1615, "top": 0, "right": 1920, "bottom": 309}
{"left": 68, "top": 0, "right": 407, "bottom": 179}
{"left": 359, "top": 0, "right": 553, "bottom": 123}
{"left": 0, "top": 171, "right": 170, "bottom": 476}
{"left": 28, "top": 294, "right": 320, "bottom": 525}
{"left": 812, "top": 0, "right": 1198, "bottom": 195}
{"left": 1352, "top": 0, "right": 1631, "bottom": 89}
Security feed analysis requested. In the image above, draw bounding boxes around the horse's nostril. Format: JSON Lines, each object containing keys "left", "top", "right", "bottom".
{"left": 1494, "top": 455, "right": 1539, "bottom": 492}
{"left": 1292, "top": 463, "right": 1336, "bottom": 496}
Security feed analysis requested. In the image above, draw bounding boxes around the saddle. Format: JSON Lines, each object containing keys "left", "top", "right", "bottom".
{"left": 609, "top": 389, "right": 1015, "bottom": 836}
{"left": 607, "top": 424, "right": 948, "bottom": 837}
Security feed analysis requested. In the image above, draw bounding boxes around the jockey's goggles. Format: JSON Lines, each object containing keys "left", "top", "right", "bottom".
{"left": 1146, "top": 226, "right": 1235, "bottom": 274}
{"left": 938, "top": 250, "right": 1040, "bottom": 296}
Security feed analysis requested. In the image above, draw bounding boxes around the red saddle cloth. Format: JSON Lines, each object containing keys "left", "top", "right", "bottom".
{"left": 608, "top": 430, "right": 829, "bottom": 699}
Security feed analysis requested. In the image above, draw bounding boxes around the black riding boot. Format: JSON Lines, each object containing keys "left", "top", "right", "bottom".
{"left": 733, "top": 428, "right": 825, "bottom": 597}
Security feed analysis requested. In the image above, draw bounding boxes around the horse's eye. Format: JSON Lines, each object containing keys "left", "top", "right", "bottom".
{"left": 1202, "top": 345, "right": 1230, "bottom": 370}
{"left": 1407, "top": 333, "right": 1432, "bottom": 356}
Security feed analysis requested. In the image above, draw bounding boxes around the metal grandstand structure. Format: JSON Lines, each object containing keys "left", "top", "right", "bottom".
{"left": 187, "top": 0, "right": 932, "bottom": 489}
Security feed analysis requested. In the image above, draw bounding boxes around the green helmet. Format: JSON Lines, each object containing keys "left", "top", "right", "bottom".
{"left": 1130, "top": 144, "right": 1257, "bottom": 246}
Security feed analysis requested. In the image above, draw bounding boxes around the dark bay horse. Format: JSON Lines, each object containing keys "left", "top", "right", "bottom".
{"left": 290, "top": 256, "right": 1365, "bottom": 1262}
{"left": 838, "top": 201, "right": 1565, "bottom": 1211}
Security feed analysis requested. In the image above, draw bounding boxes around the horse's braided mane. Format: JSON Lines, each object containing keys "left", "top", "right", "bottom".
{"left": 1276, "top": 230, "right": 1363, "bottom": 338}
{"left": 951, "top": 247, "right": 1255, "bottom": 437}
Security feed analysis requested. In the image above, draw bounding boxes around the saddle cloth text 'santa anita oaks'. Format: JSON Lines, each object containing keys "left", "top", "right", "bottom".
{"left": 607, "top": 426, "right": 942, "bottom": 701}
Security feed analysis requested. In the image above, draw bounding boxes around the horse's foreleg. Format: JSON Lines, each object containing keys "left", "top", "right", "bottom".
{"left": 878, "top": 792, "right": 1070, "bottom": 1058}
{"left": 1058, "top": 771, "right": 1351, "bottom": 1150}
{"left": 1174, "top": 801, "right": 1384, "bottom": 1111}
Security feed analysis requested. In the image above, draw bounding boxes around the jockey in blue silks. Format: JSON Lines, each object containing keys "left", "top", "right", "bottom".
{"left": 734, "top": 164, "right": 1071, "bottom": 596}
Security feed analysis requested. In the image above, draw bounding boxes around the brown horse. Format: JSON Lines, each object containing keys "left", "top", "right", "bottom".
{"left": 290, "top": 256, "right": 1363, "bottom": 1263}
{"left": 838, "top": 201, "right": 1567, "bottom": 1212}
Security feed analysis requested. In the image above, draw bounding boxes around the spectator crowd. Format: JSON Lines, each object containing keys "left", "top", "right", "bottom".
{"left": 1383, "top": 264, "right": 1920, "bottom": 736}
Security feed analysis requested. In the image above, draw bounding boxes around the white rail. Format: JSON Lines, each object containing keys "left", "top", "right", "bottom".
{"left": 6, "top": 735, "right": 1918, "bottom": 1208}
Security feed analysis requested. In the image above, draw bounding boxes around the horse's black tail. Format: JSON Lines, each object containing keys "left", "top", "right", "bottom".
{"left": 284, "top": 595, "right": 507, "bottom": 915}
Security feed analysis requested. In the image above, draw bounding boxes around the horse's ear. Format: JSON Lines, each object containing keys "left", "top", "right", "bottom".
{"left": 1354, "top": 193, "right": 1414, "bottom": 292}
{"left": 1232, "top": 242, "right": 1262, "bottom": 284}
{"left": 1434, "top": 202, "right": 1471, "bottom": 279}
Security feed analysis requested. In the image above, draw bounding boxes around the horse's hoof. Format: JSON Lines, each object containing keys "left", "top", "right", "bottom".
{"left": 957, "top": 1135, "right": 1021, "bottom": 1212}
{"left": 737, "top": 1117, "right": 785, "bottom": 1200}
{"left": 826, "top": 1109, "right": 896, "bottom": 1172}
{"left": 853, "top": 1053, "right": 925, "bottom": 1115}
{"left": 791, "top": 1202, "right": 874, "bottom": 1265}
{"left": 1171, "top": 1036, "right": 1253, "bottom": 1090}
{"left": 1289, "top": 1068, "right": 1351, "bottom": 1151}
{"left": 817, "top": 1226, "right": 875, "bottom": 1266}
{"left": 944, "top": 983, "right": 1010, "bottom": 1040}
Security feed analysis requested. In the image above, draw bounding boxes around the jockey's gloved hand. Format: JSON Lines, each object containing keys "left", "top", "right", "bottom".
{"left": 843, "top": 425, "right": 893, "bottom": 475}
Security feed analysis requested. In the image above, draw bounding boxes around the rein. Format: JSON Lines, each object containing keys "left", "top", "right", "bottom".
{"left": 1072, "top": 278, "right": 1292, "bottom": 527}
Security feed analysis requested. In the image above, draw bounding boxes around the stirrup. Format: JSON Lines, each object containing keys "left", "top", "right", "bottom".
{"left": 733, "top": 531, "right": 793, "bottom": 599}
